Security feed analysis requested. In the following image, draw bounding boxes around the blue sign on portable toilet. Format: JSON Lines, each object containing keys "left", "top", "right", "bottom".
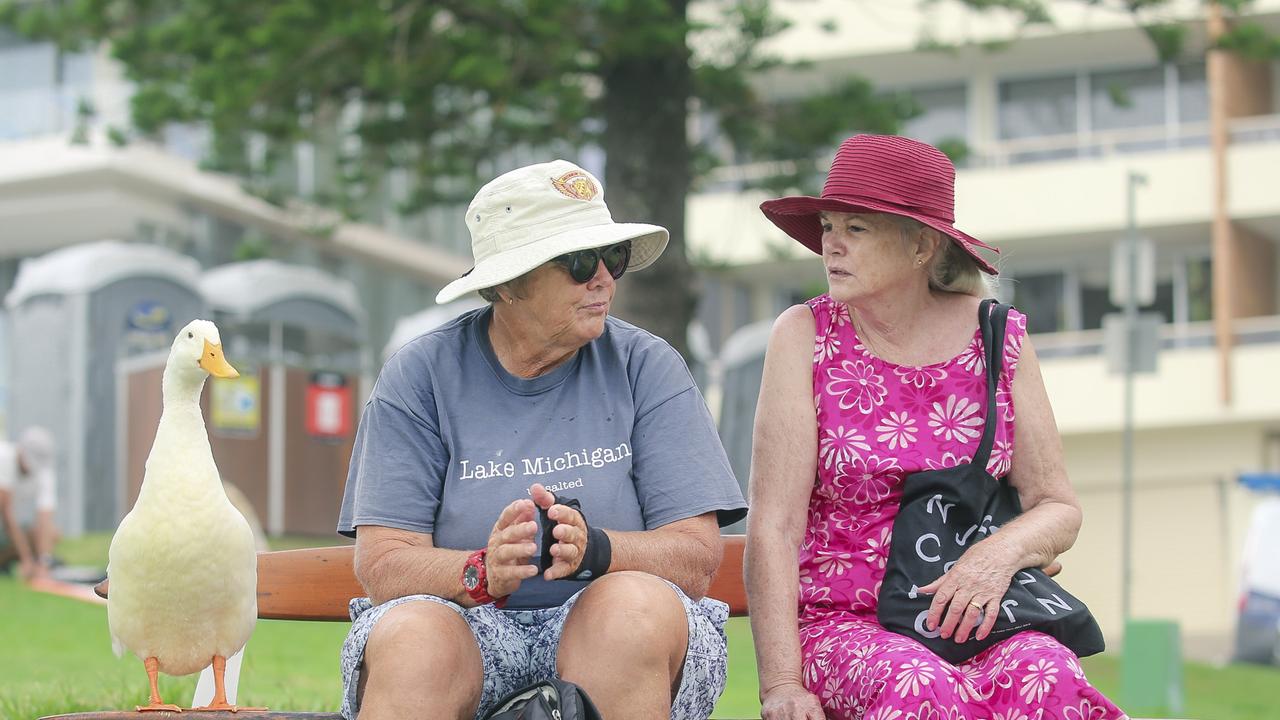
{"left": 1239, "top": 472, "right": 1280, "bottom": 492}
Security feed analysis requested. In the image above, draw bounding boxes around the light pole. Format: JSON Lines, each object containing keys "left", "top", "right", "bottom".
{"left": 1121, "top": 169, "right": 1147, "bottom": 625}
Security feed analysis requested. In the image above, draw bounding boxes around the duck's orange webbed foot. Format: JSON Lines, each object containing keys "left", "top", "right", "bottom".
{"left": 188, "top": 655, "right": 267, "bottom": 713}
{"left": 137, "top": 657, "right": 183, "bottom": 712}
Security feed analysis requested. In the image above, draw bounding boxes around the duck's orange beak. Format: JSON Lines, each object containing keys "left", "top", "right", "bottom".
{"left": 199, "top": 340, "right": 239, "bottom": 379}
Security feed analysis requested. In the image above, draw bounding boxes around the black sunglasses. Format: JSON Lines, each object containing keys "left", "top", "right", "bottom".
{"left": 551, "top": 241, "right": 632, "bottom": 284}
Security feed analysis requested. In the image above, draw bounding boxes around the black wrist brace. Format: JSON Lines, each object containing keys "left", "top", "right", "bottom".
{"left": 539, "top": 494, "right": 612, "bottom": 581}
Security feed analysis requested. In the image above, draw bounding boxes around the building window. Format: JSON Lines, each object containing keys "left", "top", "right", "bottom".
{"left": 1009, "top": 272, "right": 1068, "bottom": 334}
{"left": 902, "top": 85, "right": 968, "bottom": 151}
{"left": 0, "top": 30, "right": 95, "bottom": 140}
{"left": 1081, "top": 283, "right": 1172, "bottom": 329}
{"left": 1177, "top": 62, "right": 1209, "bottom": 125}
{"left": 1181, "top": 255, "right": 1213, "bottom": 322}
{"left": 0, "top": 30, "right": 57, "bottom": 90}
{"left": 998, "top": 74, "right": 1077, "bottom": 140}
{"left": 1090, "top": 66, "right": 1166, "bottom": 132}
{"left": 994, "top": 61, "right": 1210, "bottom": 163}
{"left": 1079, "top": 255, "right": 1212, "bottom": 330}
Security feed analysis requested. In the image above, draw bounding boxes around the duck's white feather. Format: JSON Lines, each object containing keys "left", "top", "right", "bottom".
{"left": 107, "top": 320, "right": 257, "bottom": 677}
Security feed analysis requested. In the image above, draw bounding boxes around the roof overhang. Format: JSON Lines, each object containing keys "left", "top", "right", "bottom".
{"left": 0, "top": 134, "right": 470, "bottom": 284}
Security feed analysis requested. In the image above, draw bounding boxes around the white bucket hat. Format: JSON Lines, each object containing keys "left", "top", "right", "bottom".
{"left": 17, "top": 426, "right": 54, "bottom": 471}
{"left": 435, "top": 160, "right": 669, "bottom": 304}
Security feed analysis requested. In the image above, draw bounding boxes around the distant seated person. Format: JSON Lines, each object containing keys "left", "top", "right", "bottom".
{"left": 337, "top": 160, "right": 747, "bottom": 720}
{"left": 0, "top": 426, "right": 59, "bottom": 581}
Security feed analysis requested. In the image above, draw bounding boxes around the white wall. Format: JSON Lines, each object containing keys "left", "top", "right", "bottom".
{"left": 1042, "top": 339, "right": 1280, "bottom": 433}
{"left": 1060, "top": 424, "right": 1273, "bottom": 652}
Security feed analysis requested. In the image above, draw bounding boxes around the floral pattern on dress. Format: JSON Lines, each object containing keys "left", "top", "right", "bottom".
{"left": 797, "top": 294, "right": 1126, "bottom": 720}
{"left": 827, "top": 359, "right": 890, "bottom": 414}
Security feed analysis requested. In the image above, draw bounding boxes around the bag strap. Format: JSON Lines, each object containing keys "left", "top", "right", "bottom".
{"left": 974, "top": 299, "right": 1010, "bottom": 469}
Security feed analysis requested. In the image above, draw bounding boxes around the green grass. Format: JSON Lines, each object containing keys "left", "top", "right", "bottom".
{"left": 0, "top": 575, "right": 349, "bottom": 719}
{"left": 8, "top": 534, "right": 1278, "bottom": 719}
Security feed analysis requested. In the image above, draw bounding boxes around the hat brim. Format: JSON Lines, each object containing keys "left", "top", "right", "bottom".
{"left": 759, "top": 195, "right": 999, "bottom": 275}
{"left": 436, "top": 222, "right": 669, "bottom": 304}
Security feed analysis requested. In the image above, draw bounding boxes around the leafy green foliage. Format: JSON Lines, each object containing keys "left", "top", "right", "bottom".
{"left": 732, "top": 81, "right": 920, "bottom": 195}
{"left": 1216, "top": 21, "right": 1280, "bottom": 59}
{"left": 933, "top": 136, "right": 972, "bottom": 165}
{"left": 1142, "top": 21, "right": 1189, "bottom": 62}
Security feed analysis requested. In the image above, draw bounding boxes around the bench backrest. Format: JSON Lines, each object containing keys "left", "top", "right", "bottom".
{"left": 251, "top": 534, "right": 748, "bottom": 621}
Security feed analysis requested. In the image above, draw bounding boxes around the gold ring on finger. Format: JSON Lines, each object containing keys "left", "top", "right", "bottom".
{"left": 969, "top": 601, "right": 983, "bottom": 610}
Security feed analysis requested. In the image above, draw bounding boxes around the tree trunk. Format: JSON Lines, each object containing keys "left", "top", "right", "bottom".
{"left": 600, "top": 1, "right": 695, "bottom": 360}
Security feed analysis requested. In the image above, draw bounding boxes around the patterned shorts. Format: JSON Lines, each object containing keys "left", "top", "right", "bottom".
{"left": 340, "top": 578, "right": 730, "bottom": 720}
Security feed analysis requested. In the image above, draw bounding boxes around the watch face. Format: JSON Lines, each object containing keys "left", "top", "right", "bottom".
{"left": 463, "top": 563, "right": 480, "bottom": 591}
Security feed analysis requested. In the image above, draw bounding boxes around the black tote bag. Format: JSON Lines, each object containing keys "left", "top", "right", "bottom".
{"left": 876, "top": 299, "right": 1105, "bottom": 664}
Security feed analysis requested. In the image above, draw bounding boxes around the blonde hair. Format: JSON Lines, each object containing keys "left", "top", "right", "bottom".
{"left": 894, "top": 216, "right": 993, "bottom": 298}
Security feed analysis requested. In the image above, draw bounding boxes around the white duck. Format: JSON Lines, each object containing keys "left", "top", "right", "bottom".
{"left": 107, "top": 319, "right": 258, "bottom": 712}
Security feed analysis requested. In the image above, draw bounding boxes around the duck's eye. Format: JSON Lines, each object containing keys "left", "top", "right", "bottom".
{"left": 187, "top": 332, "right": 194, "bottom": 339}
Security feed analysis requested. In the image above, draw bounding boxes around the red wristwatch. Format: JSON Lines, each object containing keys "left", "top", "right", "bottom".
{"left": 462, "top": 549, "right": 507, "bottom": 608}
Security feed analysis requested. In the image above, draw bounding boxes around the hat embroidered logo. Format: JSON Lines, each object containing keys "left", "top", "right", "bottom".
{"left": 552, "top": 171, "right": 598, "bottom": 201}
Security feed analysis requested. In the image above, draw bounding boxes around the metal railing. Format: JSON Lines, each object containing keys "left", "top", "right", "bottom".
{"left": 703, "top": 115, "right": 1280, "bottom": 187}
{"left": 1034, "top": 314, "right": 1280, "bottom": 360}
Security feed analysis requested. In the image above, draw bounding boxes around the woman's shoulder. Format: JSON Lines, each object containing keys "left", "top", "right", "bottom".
{"left": 942, "top": 290, "right": 984, "bottom": 318}
{"left": 773, "top": 303, "right": 817, "bottom": 338}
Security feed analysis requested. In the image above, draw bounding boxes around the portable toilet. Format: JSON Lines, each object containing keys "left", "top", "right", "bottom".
{"left": 687, "top": 321, "right": 714, "bottom": 394}
{"left": 715, "top": 319, "right": 773, "bottom": 533}
{"left": 199, "top": 260, "right": 365, "bottom": 537}
{"left": 383, "top": 298, "right": 485, "bottom": 361}
{"left": 4, "top": 241, "right": 205, "bottom": 535}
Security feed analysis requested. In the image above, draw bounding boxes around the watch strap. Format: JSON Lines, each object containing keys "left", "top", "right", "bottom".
{"left": 462, "top": 549, "right": 507, "bottom": 608}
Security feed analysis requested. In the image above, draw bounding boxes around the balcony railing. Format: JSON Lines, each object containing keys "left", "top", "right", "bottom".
{"left": 702, "top": 115, "right": 1280, "bottom": 189}
{"left": 1034, "top": 314, "right": 1280, "bottom": 360}
{"left": 971, "top": 121, "right": 1212, "bottom": 167}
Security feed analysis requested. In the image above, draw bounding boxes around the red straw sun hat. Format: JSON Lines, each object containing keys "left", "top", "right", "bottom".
{"left": 759, "top": 134, "right": 998, "bottom": 274}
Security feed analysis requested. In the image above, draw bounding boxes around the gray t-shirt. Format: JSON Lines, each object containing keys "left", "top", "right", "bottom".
{"left": 338, "top": 307, "right": 747, "bottom": 608}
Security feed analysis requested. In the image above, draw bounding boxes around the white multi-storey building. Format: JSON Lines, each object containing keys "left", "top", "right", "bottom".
{"left": 689, "top": 1, "right": 1280, "bottom": 657}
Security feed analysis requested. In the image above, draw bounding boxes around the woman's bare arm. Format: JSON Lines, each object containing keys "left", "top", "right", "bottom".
{"left": 745, "top": 305, "right": 826, "bottom": 720}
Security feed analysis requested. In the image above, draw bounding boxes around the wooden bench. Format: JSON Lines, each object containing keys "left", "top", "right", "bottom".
{"left": 43, "top": 535, "right": 751, "bottom": 720}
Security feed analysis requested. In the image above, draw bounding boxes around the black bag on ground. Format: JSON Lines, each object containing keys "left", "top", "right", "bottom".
{"left": 482, "top": 678, "right": 603, "bottom": 720}
{"left": 876, "top": 299, "right": 1105, "bottom": 664}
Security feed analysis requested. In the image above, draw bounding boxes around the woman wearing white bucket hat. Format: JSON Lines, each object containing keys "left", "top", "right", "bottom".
{"left": 337, "top": 160, "right": 747, "bottom": 720}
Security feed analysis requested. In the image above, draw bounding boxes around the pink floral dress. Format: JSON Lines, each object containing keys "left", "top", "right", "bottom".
{"left": 798, "top": 294, "right": 1126, "bottom": 720}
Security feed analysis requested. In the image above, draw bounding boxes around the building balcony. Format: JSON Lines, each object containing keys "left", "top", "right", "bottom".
{"left": 688, "top": 115, "right": 1280, "bottom": 270}
{"left": 1034, "top": 314, "right": 1280, "bottom": 435}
